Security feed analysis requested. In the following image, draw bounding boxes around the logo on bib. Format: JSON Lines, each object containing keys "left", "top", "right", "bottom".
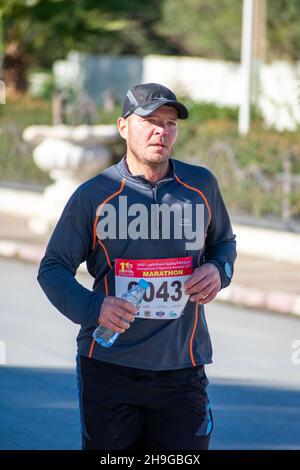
{"left": 169, "top": 311, "right": 178, "bottom": 319}
{"left": 155, "top": 311, "right": 165, "bottom": 318}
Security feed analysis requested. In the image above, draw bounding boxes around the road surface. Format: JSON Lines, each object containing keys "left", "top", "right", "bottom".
{"left": 0, "top": 258, "right": 299, "bottom": 450}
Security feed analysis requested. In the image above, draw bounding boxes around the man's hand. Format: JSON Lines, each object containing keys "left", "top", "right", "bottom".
{"left": 184, "top": 263, "right": 221, "bottom": 304}
{"left": 97, "top": 297, "right": 137, "bottom": 333}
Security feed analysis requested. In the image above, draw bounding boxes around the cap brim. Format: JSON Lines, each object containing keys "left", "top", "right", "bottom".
{"left": 134, "top": 99, "right": 189, "bottom": 119}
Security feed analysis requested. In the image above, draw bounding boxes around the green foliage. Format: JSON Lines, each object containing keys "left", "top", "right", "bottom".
{"left": 179, "top": 99, "right": 239, "bottom": 123}
{"left": 156, "top": 0, "right": 242, "bottom": 61}
{"left": 267, "top": 0, "right": 300, "bottom": 61}
{"left": 1, "top": 0, "right": 300, "bottom": 72}
{"left": 29, "top": 72, "right": 56, "bottom": 100}
{"left": 0, "top": 0, "right": 169, "bottom": 68}
{"left": 0, "top": 96, "right": 52, "bottom": 185}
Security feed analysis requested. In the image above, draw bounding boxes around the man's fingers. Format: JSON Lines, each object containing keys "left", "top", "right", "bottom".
{"left": 185, "top": 277, "right": 211, "bottom": 296}
{"left": 198, "top": 287, "right": 220, "bottom": 304}
{"left": 113, "top": 297, "right": 137, "bottom": 314}
{"left": 109, "top": 313, "right": 131, "bottom": 330}
{"left": 105, "top": 303, "right": 135, "bottom": 323}
{"left": 101, "top": 310, "right": 131, "bottom": 332}
{"left": 184, "top": 267, "right": 207, "bottom": 290}
{"left": 113, "top": 304, "right": 136, "bottom": 322}
{"left": 99, "top": 297, "right": 137, "bottom": 331}
{"left": 191, "top": 286, "right": 219, "bottom": 304}
{"left": 190, "top": 283, "right": 214, "bottom": 302}
{"left": 185, "top": 264, "right": 222, "bottom": 299}
{"left": 105, "top": 318, "right": 127, "bottom": 333}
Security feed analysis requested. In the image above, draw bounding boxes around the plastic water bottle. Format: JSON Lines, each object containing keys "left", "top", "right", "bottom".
{"left": 92, "top": 279, "right": 150, "bottom": 348}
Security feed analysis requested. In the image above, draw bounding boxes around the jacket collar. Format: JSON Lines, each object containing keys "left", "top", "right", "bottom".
{"left": 117, "top": 155, "right": 175, "bottom": 187}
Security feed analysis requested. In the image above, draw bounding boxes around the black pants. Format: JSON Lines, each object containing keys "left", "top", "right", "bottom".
{"left": 76, "top": 354, "right": 213, "bottom": 451}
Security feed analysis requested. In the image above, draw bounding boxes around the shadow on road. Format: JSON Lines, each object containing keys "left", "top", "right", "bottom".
{"left": 0, "top": 366, "right": 80, "bottom": 450}
{"left": 1, "top": 366, "right": 299, "bottom": 450}
{"left": 209, "top": 379, "right": 300, "bottom": 450}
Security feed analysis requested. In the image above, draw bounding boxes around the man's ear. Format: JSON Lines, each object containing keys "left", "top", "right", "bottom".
{"left": 117, "top": 117, "right": 128, "bottom": 140}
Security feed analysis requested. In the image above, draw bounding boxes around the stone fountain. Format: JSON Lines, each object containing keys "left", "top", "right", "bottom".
{"left": 22, "top": 123, "right": 119, "bottom": 234}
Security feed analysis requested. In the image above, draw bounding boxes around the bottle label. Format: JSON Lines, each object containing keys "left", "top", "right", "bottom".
{"left": 115, "top": 257, "right": 193, "bottom": 320}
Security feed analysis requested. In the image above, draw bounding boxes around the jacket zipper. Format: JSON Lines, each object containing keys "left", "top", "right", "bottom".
{"left": 152, "top": 186, "right": 158, "bottom": 233}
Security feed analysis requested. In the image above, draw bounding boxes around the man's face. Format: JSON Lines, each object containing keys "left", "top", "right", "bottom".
{"left": 118, "top": 105, "right": 179, "bottom": 166}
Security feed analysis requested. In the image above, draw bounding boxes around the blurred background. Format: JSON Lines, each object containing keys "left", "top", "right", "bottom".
{"left": 0, "top": 0, "right": 300, "bottom": 451}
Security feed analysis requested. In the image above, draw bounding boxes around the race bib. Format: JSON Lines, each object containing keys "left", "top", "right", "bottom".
{"left": 115, "top": 257, "right": 193, "bottom": 320}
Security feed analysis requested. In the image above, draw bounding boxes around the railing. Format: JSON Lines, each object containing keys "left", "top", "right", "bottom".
{"left": 188, "top": 142, "right": 300, "bottom": 232}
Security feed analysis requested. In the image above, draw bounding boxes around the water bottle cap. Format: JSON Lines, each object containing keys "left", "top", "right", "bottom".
{"left": 138, "top": 279, "right": 150, "bottom": 289}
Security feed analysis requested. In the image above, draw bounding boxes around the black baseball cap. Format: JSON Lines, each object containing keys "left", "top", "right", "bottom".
{"left": 122, "top": 83, "right": 189, "bottom": 119}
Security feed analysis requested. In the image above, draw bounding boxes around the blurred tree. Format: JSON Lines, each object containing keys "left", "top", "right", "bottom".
{"left": 267, "top": 0, "right": 300, "bottom": 61}
{"left": 156, "top": 0, "right": 300, "bottom": 62}
{"left": 155, "top": 0, "right": 243, "bottom": 61}
{"left": 0, "top": 0, "right": 167, "bottom": 95}
{"left": 1, "top": 0, "right": 300, "bottom": 96}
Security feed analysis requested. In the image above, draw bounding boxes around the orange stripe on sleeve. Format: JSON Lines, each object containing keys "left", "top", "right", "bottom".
{"left": 174, "top": 174, "right": 212, "bottom": 224}
{"left": 174, "top": 173, "right": 212, "bottom": 367}
{"left": 189, "top": 301, "right": 199, "bottom": 367}
{"left": 104, "top": 274, "right": 109, "bottom": 295}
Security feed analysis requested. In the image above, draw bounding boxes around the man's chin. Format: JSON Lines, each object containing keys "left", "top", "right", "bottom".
{"left": 145, "top": 149, "right": 171, "bottom": 164}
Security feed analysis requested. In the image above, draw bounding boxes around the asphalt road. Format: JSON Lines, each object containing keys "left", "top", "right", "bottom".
{"left": 0, "top": 258, "right": 300, "bottom": 450}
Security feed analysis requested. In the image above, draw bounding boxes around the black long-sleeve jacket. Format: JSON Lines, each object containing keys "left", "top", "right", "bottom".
{"left": 38, "top": 156, "right": 237, "bottom": 370}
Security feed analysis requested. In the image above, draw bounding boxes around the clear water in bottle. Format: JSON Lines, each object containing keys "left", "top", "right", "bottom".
{"left": 92, "top": 279, "right": 149, "bottom": 348}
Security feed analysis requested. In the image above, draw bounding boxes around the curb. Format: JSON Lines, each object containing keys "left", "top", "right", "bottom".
{"left": 1, "top": 239, "right": 300, "bottom": 318}
{"left": 0, "top": 240, "right": 87, "bottom": 274}
{"left": 217, "top": 285, "right": 300, "bottom": 318}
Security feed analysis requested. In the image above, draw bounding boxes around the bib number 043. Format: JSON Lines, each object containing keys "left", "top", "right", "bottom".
{"left": 127, "top": 280, "right": 183, "bottom": 303}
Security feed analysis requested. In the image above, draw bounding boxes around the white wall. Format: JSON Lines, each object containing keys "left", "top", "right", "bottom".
{"left": 259, "top": 61, "right": 300, "bottom": 131}
{"left": 53, "top": 52, "right": 300, "bottom": 131}
{"left": 143, "top": 55, "right": 241, "bottom": 107}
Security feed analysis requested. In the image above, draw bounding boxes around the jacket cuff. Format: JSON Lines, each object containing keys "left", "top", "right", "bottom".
{"left": 86, "top": 293, "right": 106, "bottom": 328}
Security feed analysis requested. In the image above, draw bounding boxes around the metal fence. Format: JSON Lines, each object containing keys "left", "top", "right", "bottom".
{"left": 192, "top": 142, "right": 300, "bottom": 232}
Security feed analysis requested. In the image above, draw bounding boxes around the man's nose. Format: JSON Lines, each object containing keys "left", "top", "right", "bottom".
{"left": 155, "top": 123, "right": 168, "bottom": 136}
